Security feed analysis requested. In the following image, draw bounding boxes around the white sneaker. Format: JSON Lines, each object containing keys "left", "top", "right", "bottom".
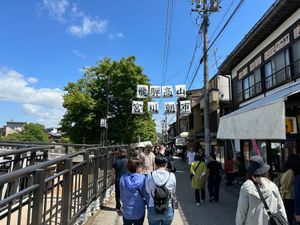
{"left": 196, "top": 203, "right": 200, "bottom": 206}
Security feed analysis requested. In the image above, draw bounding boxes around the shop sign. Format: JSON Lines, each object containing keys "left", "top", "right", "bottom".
{"left": 238, "top": 67, "right": 248, "bottom": 80}
{"left": 264, "top": 34, "right": 290, "bottom": 60}
{"left": 294, "top": 24, "right": 300, "bottom": 40}
{"left": 286, "top": 117, "right": 297, "bottom": 134}
{"left": 249, "top": 56, "right": 262, "bottom": 72}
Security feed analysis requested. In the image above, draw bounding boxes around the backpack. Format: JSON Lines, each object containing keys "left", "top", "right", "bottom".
{"left": 151, "top": 172, "right": 170, "bottom": 214}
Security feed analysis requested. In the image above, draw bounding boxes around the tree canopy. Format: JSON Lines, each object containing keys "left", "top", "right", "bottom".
{"left": 61, "top": 56, "right": 157, "bottom": 144}
{"left": 3, "top": 123, "right": 49, "bottom": 142}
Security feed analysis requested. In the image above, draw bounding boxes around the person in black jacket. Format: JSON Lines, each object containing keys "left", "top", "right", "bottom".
{"left": 207, "top": 153, "right": 221, "bottom": 202}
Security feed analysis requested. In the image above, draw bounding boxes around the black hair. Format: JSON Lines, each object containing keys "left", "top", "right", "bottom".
{"left": 155, "top": 155, "right": 168, "bottom": 167}
{"left": 285, "top": 154, "right": 300, "bottom": 175}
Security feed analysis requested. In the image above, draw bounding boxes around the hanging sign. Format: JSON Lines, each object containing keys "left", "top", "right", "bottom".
{"left": 164, "top": 102, "right": 176, "bottom": 114}
{"left": 180, "top": 100, "right": 191, "bottom": 116}
{"left": 148, "top": 102, "right": 159, "bottom": 114}
{"left": 175, "top": 85, "right": 186, "bottom": 98}
{"left": 162, "top": 86, "right": 174, "bottom": 98}
{"left": 132, "top": 101, "right": 144, "bottom": 114}
{"left": 136, "top": 85, "right": 148, "bottom": 98}
{"left": 100, "top": 119, "right": 107, "bottom": 128}
{"left": 149, "top": 86, "right": 161, "bottom": 98}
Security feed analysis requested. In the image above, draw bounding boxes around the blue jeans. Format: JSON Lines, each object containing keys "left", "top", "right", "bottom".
{"left": 147, "top": 207, "right": 174, "bottom": 225}
{"left": 123, "top": 215, "right": 144, "bottom": 225}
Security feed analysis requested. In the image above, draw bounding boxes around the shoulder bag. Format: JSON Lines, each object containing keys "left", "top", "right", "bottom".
{"left": 253, "top": 181, "right": 288, "bottom": 225}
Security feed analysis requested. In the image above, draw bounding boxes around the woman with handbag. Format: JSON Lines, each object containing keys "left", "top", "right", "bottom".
{"left": 190, "top": 154, "right": 207, "bottom": 205}
{"left": 236, "top": 156, "right": 287, "bottom": 225}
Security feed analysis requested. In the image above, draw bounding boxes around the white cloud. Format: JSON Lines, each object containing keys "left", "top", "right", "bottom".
{"left": 107, "top": 32, "right": 124, "bottom": 40}
{"left": 67, "top": 16, "right": 108, "bottom": 37}
{"left": 70, "top": 4, "right": 84, "bottom": 18}
{"left": 43, "top": 0, "right": 69, "bottom": 22}
{"left": 72, "top": 50, "right": 86, "bottom": 58}
{"left": 0, "top": 67, "right": 65, "bottom": 127}
{"left": 27, "top": 77, "right": 39, "bottom": 84}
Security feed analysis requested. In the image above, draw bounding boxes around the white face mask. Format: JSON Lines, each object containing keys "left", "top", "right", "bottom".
{"left": 160, "top": 149, "right": 165, "bottom": 155}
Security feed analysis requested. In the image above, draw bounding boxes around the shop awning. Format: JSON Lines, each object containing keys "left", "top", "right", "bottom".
{"left": 217, "top": 85, "right": 300, "bottom": 140}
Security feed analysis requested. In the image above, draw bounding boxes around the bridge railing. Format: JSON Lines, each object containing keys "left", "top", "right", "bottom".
{"left": 0, "top": 144, "right": 129, "bottom": 225}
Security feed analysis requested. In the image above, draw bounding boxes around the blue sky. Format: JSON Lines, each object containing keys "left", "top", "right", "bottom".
{"left": 0, "top": 0, "right": 276, "bottom": 131}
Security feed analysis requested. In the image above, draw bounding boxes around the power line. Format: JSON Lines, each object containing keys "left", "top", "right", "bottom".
{"left": 208, "top": 0, "right": 246, "bottom": 52}
{"left": 187, "top": 0, "right": 246, "bottom": 90}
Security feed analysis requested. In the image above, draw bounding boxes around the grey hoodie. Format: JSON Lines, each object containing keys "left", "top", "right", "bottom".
{"left": 236, "top": 177, "right": 287, "bottom": 225}
{"left": 145, "top": 169, "right": 176, "bottom": 207}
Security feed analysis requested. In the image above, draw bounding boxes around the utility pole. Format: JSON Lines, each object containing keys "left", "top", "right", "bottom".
{"left": 192, "top": 0, "right": 220, "bottom": 158}
{"left": 105, "top": 76, "right": 110, "bottom": 146}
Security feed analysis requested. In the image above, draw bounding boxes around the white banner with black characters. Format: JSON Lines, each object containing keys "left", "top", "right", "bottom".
{"left": 132, "top": 101, "right": 144, "bottom": 114}
{"left": 180, "top": 100, "right": 191, "bottom": 116}
{"left": 148, "top": 102, "right": 159, "bottom": 114}
{"left": 162, "top": 86, "right": 174, "bottom": 98}
{"left": 175, "top": 85, "right": 186, "bottom": 98}
{"left": 136, "top": 85, "right": 148, "bottom": 98}
{"left": 149, "top": 86, "right": 161, "bottom": 98}
{"left": 164, "top": 102, "right": 176, "bottom": 114}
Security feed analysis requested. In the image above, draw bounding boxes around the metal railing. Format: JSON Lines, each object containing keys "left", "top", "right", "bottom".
{"left": 0, "top": 143, "right": 128, "bottom": 225}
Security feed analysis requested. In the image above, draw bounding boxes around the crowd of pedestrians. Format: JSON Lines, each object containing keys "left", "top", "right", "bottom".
{"left": 112, "top": 144, "right": 177, "bottom": 225}
{"left": 113, "top": 144, "right": 300, "bottom": 225}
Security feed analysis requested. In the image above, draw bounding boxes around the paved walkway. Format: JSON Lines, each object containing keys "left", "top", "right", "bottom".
{"left": 86, "top": 158, "right": 241, "bottom": 225}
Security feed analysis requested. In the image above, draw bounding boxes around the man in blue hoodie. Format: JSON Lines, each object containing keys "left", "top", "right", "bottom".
{"left": 120, "top": 157, "right": 148, "bottom": 225}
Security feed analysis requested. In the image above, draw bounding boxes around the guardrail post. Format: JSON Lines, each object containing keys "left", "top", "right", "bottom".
{"left": 93, "top": 150, "right": 100, "bottom": 198}
{"left": 103, "top": 149, "right": 108, "bottom": 192}
{"left": 61, "top": 158, "right": 72, "bottom": 225}
{"left": 32, "top": 169, "right": 46, "bottom": 225}
{"left": 82, "top": 152, "right": 89, "bottom": 207}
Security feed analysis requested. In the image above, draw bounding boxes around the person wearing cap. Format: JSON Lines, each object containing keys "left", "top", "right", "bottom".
{"left": 145, "top": 155, "right": 176, "bottom": 225}
{"left": 236, "top": 156, "right": 287, "bottom": 225}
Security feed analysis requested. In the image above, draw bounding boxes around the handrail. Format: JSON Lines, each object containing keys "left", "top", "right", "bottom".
{"left": 0, "top": 145, "right": 54, "bottom": 157}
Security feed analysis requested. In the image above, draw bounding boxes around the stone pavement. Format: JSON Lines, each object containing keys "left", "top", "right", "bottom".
{"left": 85, "top": 157, "right": 241, "bottom": 225}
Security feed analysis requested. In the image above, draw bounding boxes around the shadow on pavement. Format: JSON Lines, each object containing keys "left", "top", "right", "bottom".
{"left": 174, "top": 157, "right": 240, "bottom": 225}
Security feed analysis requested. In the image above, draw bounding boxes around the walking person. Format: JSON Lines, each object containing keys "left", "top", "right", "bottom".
{"left": 191, "top": 154, "right": 207, "bottom": 205}
{"left": 141, "top": 144, "right": 156, "bottom": 173}
{"left": 187, "top": 148, "right": 196, "bottom": 179}
{"left": 236, "top": 156, "right": 287, "bottom": 225}
{"left": 120, "top": 158, "right": 148, "bottom": 225}
{"left": 279, "top": 154, "right": 300, "bottom": 225}
{"left": 145, "top": 155, "right": 176, "bottom": 225}
{"left": 207, "top": 153, "right": 221, "bottom": 202}
{"left": 112, "top": 149, "right": 128, "bottom": 212}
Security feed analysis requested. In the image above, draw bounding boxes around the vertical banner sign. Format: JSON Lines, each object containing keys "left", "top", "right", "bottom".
{"left": 180, "top": 100, "right": 191, "bottom": 116}
{"left": 175, "top": 85, "right": 186, "bottom": 98}
{"left": 136, "top": 85, "right": 148, "bottom": 98}
{"left": 132, "top": 101, "right": 144, "bottom": 114}
{"left": 149, "top": 86, "right": 161, "bottom": 98}
{"left": 148, "top": 102, "right": 159, "bottom": 114}
{"left": 164, "top": 102, "right": 176, "bottom": 114}
{"left": 162, "top": 86, "right": 174, "bottom": 98}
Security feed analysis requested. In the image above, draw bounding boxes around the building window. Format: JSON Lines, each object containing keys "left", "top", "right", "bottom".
{"left": 265, "top": 48, "right": 291, "bottom": 89}
{"left": 293, "top": 39, "right": 300, "bottom": 77}
{"left": 242, "top": 68, "right": 262, "bottom": 100}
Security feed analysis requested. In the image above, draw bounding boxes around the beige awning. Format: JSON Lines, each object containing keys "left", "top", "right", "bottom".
{"left": 217, "top": 86, "right": 300, "bottom": 140}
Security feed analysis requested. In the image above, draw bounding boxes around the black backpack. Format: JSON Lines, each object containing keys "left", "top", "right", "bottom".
{"left": 151, "top": 173, "right": 170, "bottom": 214}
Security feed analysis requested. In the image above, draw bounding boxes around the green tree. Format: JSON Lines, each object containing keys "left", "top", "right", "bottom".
{"left": 61, "top": 56, "right": 157, "bottom": 144}
{"left": 4, "top": 123, "right": 49, "bottom": 142}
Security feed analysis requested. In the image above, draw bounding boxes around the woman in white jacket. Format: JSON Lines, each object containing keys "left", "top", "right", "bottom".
{"left": 236, "top": 156, "right": 287, "bottom": 225}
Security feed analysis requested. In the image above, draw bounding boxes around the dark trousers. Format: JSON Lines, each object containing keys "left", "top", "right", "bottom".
{"left": 283, "top": 199, "right": 294, "bottom": 225}
{"left": 115, "top": 180, "right": 121, "bottom": 210}
{"left": 208, "top": 178, "right": 220, "bottom": 201}
{"left": 123, "top": 215, "right": 144, "bottom": 225}
{"left": 195, "top": 189, "right": 205, "bottom": 203}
